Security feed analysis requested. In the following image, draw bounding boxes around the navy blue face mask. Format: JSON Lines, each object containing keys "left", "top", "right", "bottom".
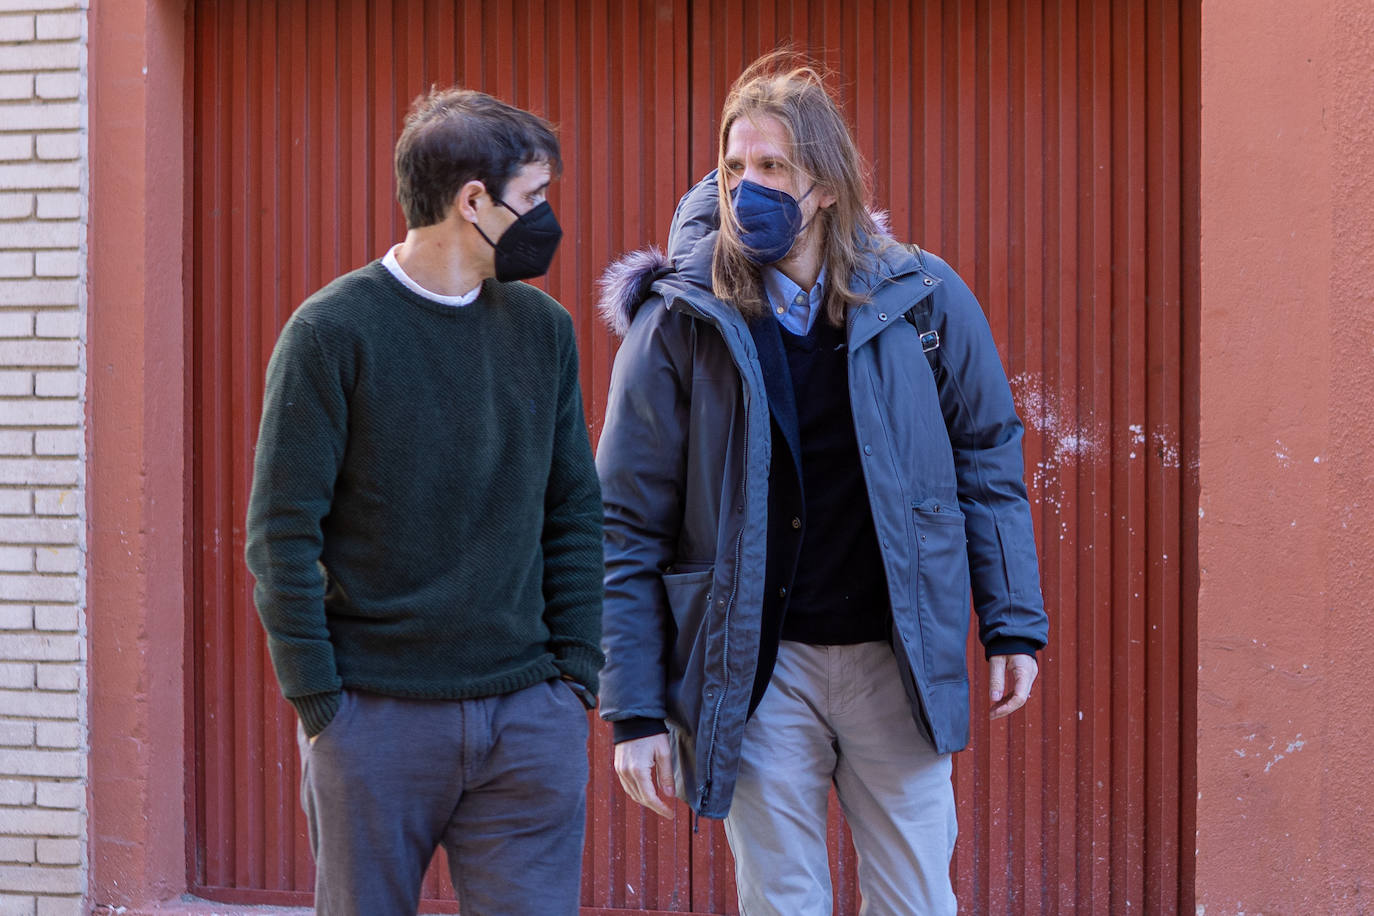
{"left": 729, "top": 179, "right": 815, "bottom": 264}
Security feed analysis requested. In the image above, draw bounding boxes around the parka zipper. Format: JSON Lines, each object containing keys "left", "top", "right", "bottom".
{"left": 697, "top": 345, "right": 749, "bottom": 816}
{"left": 663, "top": 290, "right": 754, "bottom": 817}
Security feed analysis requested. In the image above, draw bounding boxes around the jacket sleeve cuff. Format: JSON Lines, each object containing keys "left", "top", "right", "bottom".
{"left": 612, "top": 716, "right": 669, "bottom": 744}
{"left": 984, "top": 637, "right": 1041, "bottom": 660}
{"left": 290, "top": 690, "right": 342, "bottom": 738}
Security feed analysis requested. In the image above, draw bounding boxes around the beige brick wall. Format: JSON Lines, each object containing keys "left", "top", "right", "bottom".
{"left": 0, "top": 1, "right": 87, "bottom": 914}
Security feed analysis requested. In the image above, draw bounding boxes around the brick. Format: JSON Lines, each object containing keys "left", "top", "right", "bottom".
{"left": 0, "top": 434, "right": 30, "bottom": 456}
{"left": 0, "top": 576, "right": 75, "bottom": 603}
{"left": 0, "top": 490, "right": 30, "bottom": 513}
{"left": 31, "top": 667, "right": 72, "bottom": 692}
{"left": 0, "top": 633, "right": 78, "bottom": 661}
{"left": 30, "top": 253, "right": 73, "bottom": 279}
{"left": 0, "top": 401, "right": 80, "bottom": 426}
{"left": 32, "top": 782, "right": 77, "bottom": 809}
{"left": 31, "top": 549, "right": 74, "bottom": 575}
{"left": 0, "top": 223, "right": 77, "bottom": 250}
{"left": 31, "top": 549, "right": 75, "bottom": 576}
{"left": 29, "top": 491, "right": 74, "bottom": 515}
{"left": 0, "top": 516, "right": 76, "bottom": 543}
{"left": 32, "top": 840, "right": 76, "bottom": 867}
{"left": 0, "top": 340, "right": 74, "bottom": 367}
{"left": 0, "top": 136, "right": 32, "bottom": 162}
{"left": 0, "top": 75, "right": 33, "bottom": 102}
{"left": 0, "top": 748, "right": 81, "bottom": 779}
{"left": 0, "top": 864, "right": 82, "bottom": 895}
{"left": 0, "top": 196, "right": 31, "bottom": 221}
{"left": 0, "top": 606, "right": 31, "bottom": 628}
{"left": 0, "top": 0, "right": 88, "bottom": 8}
{"left": 0, "top": 280, "right": 76, "bottom": 308}
{"left": 0, "top": 462, "right": 78, "bottom": 487}
{"left": 0, "top": 548, "right": 31, "bottom": 572}
{"left": 33, "top": 722, "right": 77, "bottom": 750}
{"left": 31, "top": 312, "right": 75, "bottom": 338}
{"left": 0, "top": 692, "right": 75, "bottom": 721}
{"left": 0, "top": 663, "right": 32, "bottom": 689}
{"left": 0, "top": 893, "right": 35, "bottom": 916}
{"left": 31, "top": 74, "right": 75, "bottom": 102}
{"left": 0, "top": 779, "right": 33, "bottom": 806}
{"left": 0, "top": 373, "right": 30, "bottom": 396}
{"left": 31, "top": 603, "right": 73, "bottom": 629}
{"left": 0, "top": 255, "right": 31, "bottom": 280}
{"left": 0, "top": 721, "right": 33, "bottom": 746}
{"left": 0, "top": 312, "right": 32, "bottom": 336}
{"left": 31, "top": 373, "right": 74, "bottom": 398}
{"left": 35, "top": 897, "right": 80, "bottom": 916}
{"left": 30, "top": 434, "right": 78, "bottom": 458}
{"left": 30, "top": 195, "right": 71, "bottom": 220}
{"left": 0, "top": 164, "right": 76, "bottom": 192}
{"left": 0, "top": 15, "right": 34, "bottom": 43}
{"left": 0, "top": 840, "right": 32, "bottom": 865}
{"left": 0, "top": 44, "right": 78, "bottom": 74}
{"left": 33, "top": 134, "right": 77, "bottom": 162}
{"left": 33, "top": 12, "right": 79, "bottom": 40}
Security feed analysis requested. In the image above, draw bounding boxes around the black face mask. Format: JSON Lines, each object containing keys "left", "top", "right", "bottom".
{"left": 474, "top": 197, "right": 563, "bottom": 282}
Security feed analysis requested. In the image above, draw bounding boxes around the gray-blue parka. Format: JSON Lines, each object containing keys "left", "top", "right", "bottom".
{"left": 595, "top": 174, "right": 1048, "bottom": 819}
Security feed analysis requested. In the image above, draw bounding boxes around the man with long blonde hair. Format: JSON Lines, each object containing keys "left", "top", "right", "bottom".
{"left": 596, "top": 52, "right": 1047, "bottom": 914}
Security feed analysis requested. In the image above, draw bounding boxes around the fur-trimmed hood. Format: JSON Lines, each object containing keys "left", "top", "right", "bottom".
{"left": 595, "top": 170, "right": 901, "bottom": 338}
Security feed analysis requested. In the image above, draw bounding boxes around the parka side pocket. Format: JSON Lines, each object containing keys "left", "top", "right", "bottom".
{"left": 912, "top": 503, "right": 973, "bottom": 684}
{"left": 662, "top": 566, "right": 714, "bottom": 729}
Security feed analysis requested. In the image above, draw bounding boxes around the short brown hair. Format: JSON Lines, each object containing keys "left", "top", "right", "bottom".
{"left": 712, "top": 51, "right": 882, "bottom": 326}
{"left": 394, "top": 87, "right": 561, "bottom": 230}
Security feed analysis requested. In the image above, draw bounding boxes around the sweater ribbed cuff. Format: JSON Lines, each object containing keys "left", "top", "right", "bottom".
{"left": 290, "top": 690, "right": 342, "bottom": 738}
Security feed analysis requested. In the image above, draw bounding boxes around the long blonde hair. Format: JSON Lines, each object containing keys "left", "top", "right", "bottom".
{"left": 711, "top": 51, "right": 882, "bottom": 326}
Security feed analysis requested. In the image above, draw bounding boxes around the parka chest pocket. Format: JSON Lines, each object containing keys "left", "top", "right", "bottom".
{"left": 662, "top": 566, "right": 715, "bottom": 633}
{"left": 911, "top": 499, "right": 973, "bottom": 685}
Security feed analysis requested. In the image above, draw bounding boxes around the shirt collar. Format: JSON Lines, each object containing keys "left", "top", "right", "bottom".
{"left": 762, "top": 264, "right": 827, "bottom": 335}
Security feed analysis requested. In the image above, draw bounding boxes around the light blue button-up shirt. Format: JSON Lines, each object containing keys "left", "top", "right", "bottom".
{"left": 762, "top": 265, "right": 827, "bottom": 336}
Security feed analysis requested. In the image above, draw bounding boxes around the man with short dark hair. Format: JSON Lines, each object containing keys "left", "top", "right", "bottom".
{"left": 245, "top": 87, "right": 603, "bottom": 916}
{"left": 596, "top": 54, "right": 1048, "bottom": 914}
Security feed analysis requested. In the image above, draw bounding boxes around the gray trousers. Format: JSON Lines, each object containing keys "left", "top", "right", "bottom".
{"left": 723, "top": 641, "right": 958, "bottom": 916}
{"left": 298, "top": 679, "right": 590, "bottom": 916}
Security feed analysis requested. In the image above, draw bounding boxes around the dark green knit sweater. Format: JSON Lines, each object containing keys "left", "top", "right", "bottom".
{"left": 245, "top": 261, "right": 604, "bottom": 736}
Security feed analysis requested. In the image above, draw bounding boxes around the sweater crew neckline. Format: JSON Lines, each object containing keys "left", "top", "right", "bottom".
{"left": 367, "top": 259, "right": 497, "bottom": 318}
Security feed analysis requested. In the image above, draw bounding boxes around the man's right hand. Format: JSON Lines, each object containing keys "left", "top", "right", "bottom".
{"left": 614, "top": 733, "right": 677, "bottom": 819}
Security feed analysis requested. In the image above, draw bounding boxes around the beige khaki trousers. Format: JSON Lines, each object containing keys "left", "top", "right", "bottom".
{"left": 722, "top": 640, "right": 958, "bottom": 916}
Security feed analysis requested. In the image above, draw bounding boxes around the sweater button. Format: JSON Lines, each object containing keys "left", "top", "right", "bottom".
{"left": 863, "top": 444, "right": 873, "bottom": 456}
{"left": 791, "top": 517, "right": 801, "bottom": 529}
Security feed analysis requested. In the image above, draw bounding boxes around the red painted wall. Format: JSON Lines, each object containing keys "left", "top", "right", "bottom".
{"left": 1196, "top": 0, "right": 1374, "bottom": 910}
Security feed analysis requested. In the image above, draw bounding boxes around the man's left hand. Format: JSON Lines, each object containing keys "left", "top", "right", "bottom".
{"left": 988, "top": 653, "right": 1038, "bottom": 720}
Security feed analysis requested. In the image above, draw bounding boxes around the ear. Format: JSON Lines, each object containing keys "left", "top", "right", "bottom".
{"left": 452, "top": 179, "right": 487, "bottom": 223}
{"left": 815, "top": 186, "right": 838, "bottom": 210}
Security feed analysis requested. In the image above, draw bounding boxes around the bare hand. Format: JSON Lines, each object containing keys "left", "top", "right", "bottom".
{"left": 614, "top": 733, "right": 676, "bottom": 819}
{"left": 989, "top": 653, "right": 1038, "bottom": 720}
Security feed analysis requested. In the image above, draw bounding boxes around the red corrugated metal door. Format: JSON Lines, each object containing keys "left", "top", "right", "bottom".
{"left": 191, "top": 2, "right": 1197, "bottom": 913}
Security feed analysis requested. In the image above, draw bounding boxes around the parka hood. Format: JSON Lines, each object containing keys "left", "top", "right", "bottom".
{"left": 595, "top": 169, "right": 903, "bottom": 338}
